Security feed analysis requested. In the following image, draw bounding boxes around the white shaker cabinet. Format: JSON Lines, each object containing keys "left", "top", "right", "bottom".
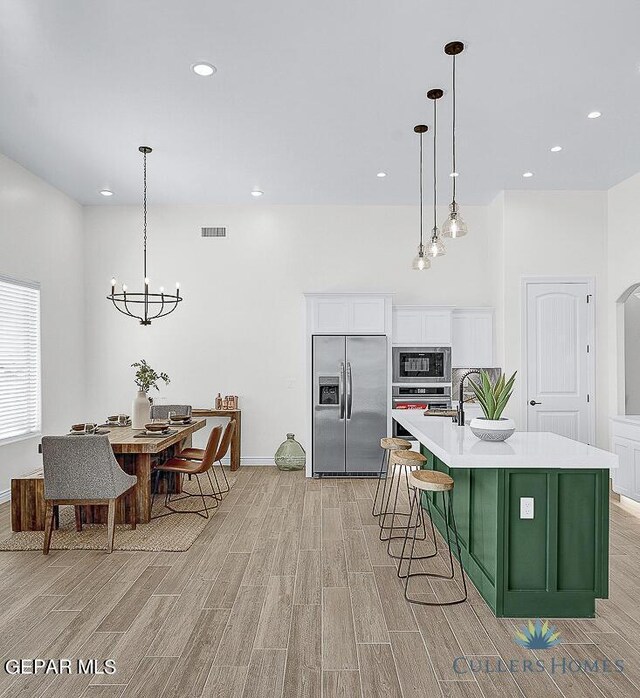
{"left": 610, "top": 417, "right": 640, "bottom": 502}
{"left": 451, "top": 308, "right": 494, "bottom": 367}
{"left": 306, "top": 293, "right": 392, "bottom": 335}
{"left": 392, "top": 306, "right": 453, "bottom": 345}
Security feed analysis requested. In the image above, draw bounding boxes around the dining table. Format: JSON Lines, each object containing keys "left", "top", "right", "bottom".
{"left": 16, "top": 419, "right": 207, "bottom": 530}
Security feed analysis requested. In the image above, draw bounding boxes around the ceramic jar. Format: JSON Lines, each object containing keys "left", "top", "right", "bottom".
{"left": 132, "top": 390, "right": 150, "bottom": 429}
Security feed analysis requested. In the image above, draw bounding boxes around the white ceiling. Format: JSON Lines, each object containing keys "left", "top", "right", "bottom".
{"left": 1, "top": 0, "right": 639, "bottom": 205}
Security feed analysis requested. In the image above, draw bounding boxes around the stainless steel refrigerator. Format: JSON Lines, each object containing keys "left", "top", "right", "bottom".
{"left": 312, "top": 335, "right": 387, "bottom": 475}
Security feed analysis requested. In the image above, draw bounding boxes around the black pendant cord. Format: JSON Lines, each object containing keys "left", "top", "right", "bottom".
{"left": 143, "top": 149, "right": 148, "bottom": 282}
{"left": 143, "top": 148, "right": 148, "bottom": 323}
{"left": 419, "top": 130, "right": 424, "bottom": 249}
{"left": 433, "top": 98, "right": 437, "bottom": 235}
{"left": 452, "top": 53, "right": 457, "bottom": 205}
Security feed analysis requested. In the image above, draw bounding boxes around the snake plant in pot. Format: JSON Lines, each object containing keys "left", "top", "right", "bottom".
{"left": 468, "top": 370, "right": 517, "bottom": 441}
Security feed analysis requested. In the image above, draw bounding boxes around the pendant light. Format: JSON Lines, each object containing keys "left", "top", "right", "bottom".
{"left": 426, "top": 88, "right": 446, "bottom": 258}
{"left": 412, "top": 125, "right": 430, "bottom": 271}
{"left": 442, "top": 41, "right": 468, "bottom": 239}
{"left": 107, "top": 146, "right": 183, "bottom": 325}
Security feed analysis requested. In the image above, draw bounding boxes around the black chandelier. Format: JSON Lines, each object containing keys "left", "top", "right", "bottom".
{"left": 107, "top": 146, "right": 182, "bottom": 325}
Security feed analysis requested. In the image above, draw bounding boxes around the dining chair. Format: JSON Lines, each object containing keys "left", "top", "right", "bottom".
{"left": 149, "top": 404, "right": 192, "bottom": 420}
{"left": 179, "top": 420, "right": 235, "bottom": 495}
{"left": 41, "top": 435, "right": 138, "bottom": 554}
{"left": 152, "top": 424, "right": 223, "bottom": 519}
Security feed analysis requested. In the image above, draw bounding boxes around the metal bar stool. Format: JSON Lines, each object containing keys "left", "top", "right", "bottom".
{"left": 372, "top": 437, "right": 412, "bottom": 517}
{"left": 398, "top": 469, "right": 467, "bottom": 606}
{"left": 379, "top": 449, "right": 428, "bottom": 557}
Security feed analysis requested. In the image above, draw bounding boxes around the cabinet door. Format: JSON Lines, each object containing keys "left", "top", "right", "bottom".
{"left": 421, "top": 310, "right": 452, "bottom": 345}
{"left": 314, "top": 298, "right": 350, "bottom": 333}
{"left": 631, "top": 442, "right": 640, "bottom": 502}
{"left": 350, "top": 297, "right": 386, "bottom": 333}
{"left": 393, "top": 310, "right": 423, "bottom": 345}
{"left": 452, "top": 311, "right": 494, "bottom": 367}
{"left": 611, "top": 437, "right": 633, "bottom": 498}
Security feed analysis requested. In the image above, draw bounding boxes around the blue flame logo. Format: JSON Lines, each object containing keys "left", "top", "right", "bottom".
{"left": 514, "top": 619, "right": 561, "bottom": 650}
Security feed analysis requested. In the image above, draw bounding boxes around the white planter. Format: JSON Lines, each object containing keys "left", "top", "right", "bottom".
{"left": 469, "top": 417, "right": 515, "bottom": 442}
{"left": 132, "top": 390, "right": 150, "bottom": 429}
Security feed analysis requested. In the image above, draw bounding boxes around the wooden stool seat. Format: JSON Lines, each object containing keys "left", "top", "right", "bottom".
{"left": 380, "top": 437, "right": 412, "bottom": 451}
{"left": 390, "top": 450, "right": 427, "bottom": 468}
{"left": 409, "top": 469, "right": 454, "bottom": 492}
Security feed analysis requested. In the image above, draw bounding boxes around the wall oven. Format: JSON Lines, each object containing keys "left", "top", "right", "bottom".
{"left": 392, "top": 346, "right": 451, "bottom": 383}
{"left": 392, "top": 386, "right": 451, "bottom": 439}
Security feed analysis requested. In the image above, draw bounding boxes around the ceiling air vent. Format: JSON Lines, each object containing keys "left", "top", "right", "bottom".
{"left": 201, "top": 227, "right": 227, "bottom": 238}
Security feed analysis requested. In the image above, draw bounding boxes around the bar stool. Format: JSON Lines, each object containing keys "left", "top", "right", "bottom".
{"left": 398, "top": 469, "right": 467, "bottom": 606}
{"left": 379, "top": 449, "right": 428, "bottom": 556}
{"left": 372, "top": 437, "right": 412, "bottom": 517}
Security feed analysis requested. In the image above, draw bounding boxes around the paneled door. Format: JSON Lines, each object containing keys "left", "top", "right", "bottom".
{"left": 524, "top": 281, "right": 594, "bottom": 443}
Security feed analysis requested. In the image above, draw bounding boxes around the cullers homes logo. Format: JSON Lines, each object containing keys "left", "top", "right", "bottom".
{"left": 453, "top": 619, "right": 625, "bottom": 676}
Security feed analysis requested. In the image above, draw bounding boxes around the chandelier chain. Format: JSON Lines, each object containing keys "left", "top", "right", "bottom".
{"left": 143, "top": 149, "right": 148, "bottom": 280}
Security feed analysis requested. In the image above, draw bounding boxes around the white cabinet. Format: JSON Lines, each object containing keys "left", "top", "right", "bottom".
{"left": 307, "top": 294, "right": 391, "bottom": 335}
{"left": 451, "top": 309, "right": 494, "bottom": 367}
{"left": 392, "top": 307, "right": 452, "bottom": 345}
{"left": 610, "top": 417, "right": 640, "bottom": 502}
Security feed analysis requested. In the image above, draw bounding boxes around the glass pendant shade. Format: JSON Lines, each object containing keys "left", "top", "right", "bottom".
{"left": 427, "top": 229, "right": 446, "bottom": 258}
{"left": 412, "top": 244, "right": 431, "bottom": 271}
{"left": 442, "top": 202, "right": 468, "bottom": 238}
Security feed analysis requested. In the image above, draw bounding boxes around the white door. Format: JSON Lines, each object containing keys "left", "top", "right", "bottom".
{"left": 525, "top": 281, "right": 593, "bottom": 443}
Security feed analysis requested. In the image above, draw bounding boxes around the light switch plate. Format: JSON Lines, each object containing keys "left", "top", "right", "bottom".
{"left": 520, "top": 497, "right": 534, "bottom": 519}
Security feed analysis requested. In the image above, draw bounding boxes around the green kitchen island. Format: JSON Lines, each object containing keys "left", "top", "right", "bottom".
{"left": 392, "top": 410, "right": 619, "bottom": 618}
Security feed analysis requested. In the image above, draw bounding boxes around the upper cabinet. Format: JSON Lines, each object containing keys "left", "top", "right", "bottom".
{"left": 451, "top": 308, "right": 494, "bottom": 367}
{"left": 306, "top": 294, "right": 392, "bottom": 335}
{"left": 392, "top": 307, "right": 453, "bottom": 346}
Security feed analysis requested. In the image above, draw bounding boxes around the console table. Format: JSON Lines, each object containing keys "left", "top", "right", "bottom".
{"left": 192, "top": 408, "right": 242, "bottom": 471}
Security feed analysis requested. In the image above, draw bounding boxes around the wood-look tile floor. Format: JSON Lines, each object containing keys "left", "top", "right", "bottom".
{"left": 1, "top": 466, "right": 640, "bottom": 697}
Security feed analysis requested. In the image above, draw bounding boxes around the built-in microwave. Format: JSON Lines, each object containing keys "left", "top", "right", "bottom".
{"left": 392, "top": 346, "right": 452, "bottom": 383}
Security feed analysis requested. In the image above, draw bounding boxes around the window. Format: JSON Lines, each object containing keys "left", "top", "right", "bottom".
{"left": 0, "top": 275, "right": 41, "bottom": 443}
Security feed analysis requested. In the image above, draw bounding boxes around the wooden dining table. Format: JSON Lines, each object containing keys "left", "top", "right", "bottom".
{"left": 18, "top": 419, "right": 207, "bottom": 530}
{"left": 105, "top": 419, "right": 206, "bottom": 523}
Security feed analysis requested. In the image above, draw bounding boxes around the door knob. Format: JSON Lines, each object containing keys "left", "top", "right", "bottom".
{"left": 529, "top": 400, "right": 542, "bottom": 406}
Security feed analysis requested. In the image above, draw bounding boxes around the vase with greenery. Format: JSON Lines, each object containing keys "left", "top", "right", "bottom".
{"left": 131, "top": 360, "right": 170, "bottom": 429}
{"left": 467, "top": 370, "right": 517, "bottom": 442}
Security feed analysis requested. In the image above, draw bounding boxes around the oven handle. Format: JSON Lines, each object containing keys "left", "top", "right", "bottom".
{"left": 338, "top": 362, "right": 345, "bottom": 420}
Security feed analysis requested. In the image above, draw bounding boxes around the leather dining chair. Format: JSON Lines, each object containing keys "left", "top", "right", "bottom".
{"left": 153, "top": 424, "right": 223, "bottom": 518}
{"left": 41, "top": 435, "right": 138, "bottom": 554}
{"left": 179, "top": 420, "right": 235, "bottom": 495}
{"left": 149, "top": 404, "right": 192, "bottom": 420}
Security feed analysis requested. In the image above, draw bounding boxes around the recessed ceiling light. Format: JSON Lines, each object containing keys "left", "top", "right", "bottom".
{"left": 99, "top": 189, "right": 114, "bottom": 196}
{"left": 522, "top": 171, "right": 534, "bottom": 178}
{"left": 587, "top": 111, "right": 602, "bottom": 119}
{"left": 376, "top": 172, "right": 387, "bottom": 178}
{"left": 550, "top": 146, "right": 563, "bottom": 152}
{"left": 192, "top": 62, "right": 217, "bottom": 77}
{"left": 251, "top": 190, "right": 264, "bottom": 197}
{"left": 450, "top": 171, "right": 459, "bottom": 177}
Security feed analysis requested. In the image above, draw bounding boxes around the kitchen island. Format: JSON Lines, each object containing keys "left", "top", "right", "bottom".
{"left": 392, "top": 410, "right": 618, "bottom": 618}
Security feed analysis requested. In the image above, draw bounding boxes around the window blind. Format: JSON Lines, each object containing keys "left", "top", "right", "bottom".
{"left": 0, "top": 275, "right": 41, "bottom": 442}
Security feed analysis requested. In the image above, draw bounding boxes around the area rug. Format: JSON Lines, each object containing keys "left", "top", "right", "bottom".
{"left": 0, "top": 474, "right": 234, "bottom": 553}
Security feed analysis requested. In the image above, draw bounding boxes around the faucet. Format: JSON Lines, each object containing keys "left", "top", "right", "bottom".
{"left": 454, "top": 370, "right": 481, "bottom": 427}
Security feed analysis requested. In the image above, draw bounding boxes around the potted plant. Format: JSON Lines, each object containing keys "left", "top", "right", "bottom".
{"left": 467, "top": 370, "right": 517, "bottom": 442}
{"left": 130, "top": 360, "right": 170, "bottom": 429}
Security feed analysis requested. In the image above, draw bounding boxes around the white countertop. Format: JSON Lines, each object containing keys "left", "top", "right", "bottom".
{"left": 393, "top": 410, "right": 618, "bottom": 470}
{"left": 611, "top": 415, "right": 640, "bottom": 427}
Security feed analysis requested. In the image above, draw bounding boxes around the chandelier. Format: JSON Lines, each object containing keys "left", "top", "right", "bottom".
{"left": 107, "top": 146, "right": 182, "bottom": 325}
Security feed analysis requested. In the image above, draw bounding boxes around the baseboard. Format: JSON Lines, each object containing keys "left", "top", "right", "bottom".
{"left": 221, "top": 457, "right": 276, "bottom": 466}
{"left": 0, "top": 488, "right": 11, "bottom": 504}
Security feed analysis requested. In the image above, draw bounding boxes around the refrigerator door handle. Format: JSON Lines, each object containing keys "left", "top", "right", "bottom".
{"left": 339, "top": 362, "right": 345, "bottom": 420}
{"left": 346, "top": 362, "right": 353, "bottom": 420}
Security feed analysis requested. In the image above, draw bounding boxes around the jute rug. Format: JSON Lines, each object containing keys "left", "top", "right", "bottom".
{"left": 0, "top": 473, "right": 235, "bottom": 553}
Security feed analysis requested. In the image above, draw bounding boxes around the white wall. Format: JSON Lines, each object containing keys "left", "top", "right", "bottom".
{"left": 82, "top": 204, "right": 491, "bottom": 460}
{"left": 607, "top": 172, "right": 640, "bottom": 420}
{"left": 491, "top": 191, "right": 609, "bottom": 446}
{"left": 0, "top": 153, "right": 85, "bottom": 495}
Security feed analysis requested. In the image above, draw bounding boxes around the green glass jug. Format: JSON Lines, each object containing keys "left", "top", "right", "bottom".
{"left": 275, "top": 433, "right": 306, "bottom": 471}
